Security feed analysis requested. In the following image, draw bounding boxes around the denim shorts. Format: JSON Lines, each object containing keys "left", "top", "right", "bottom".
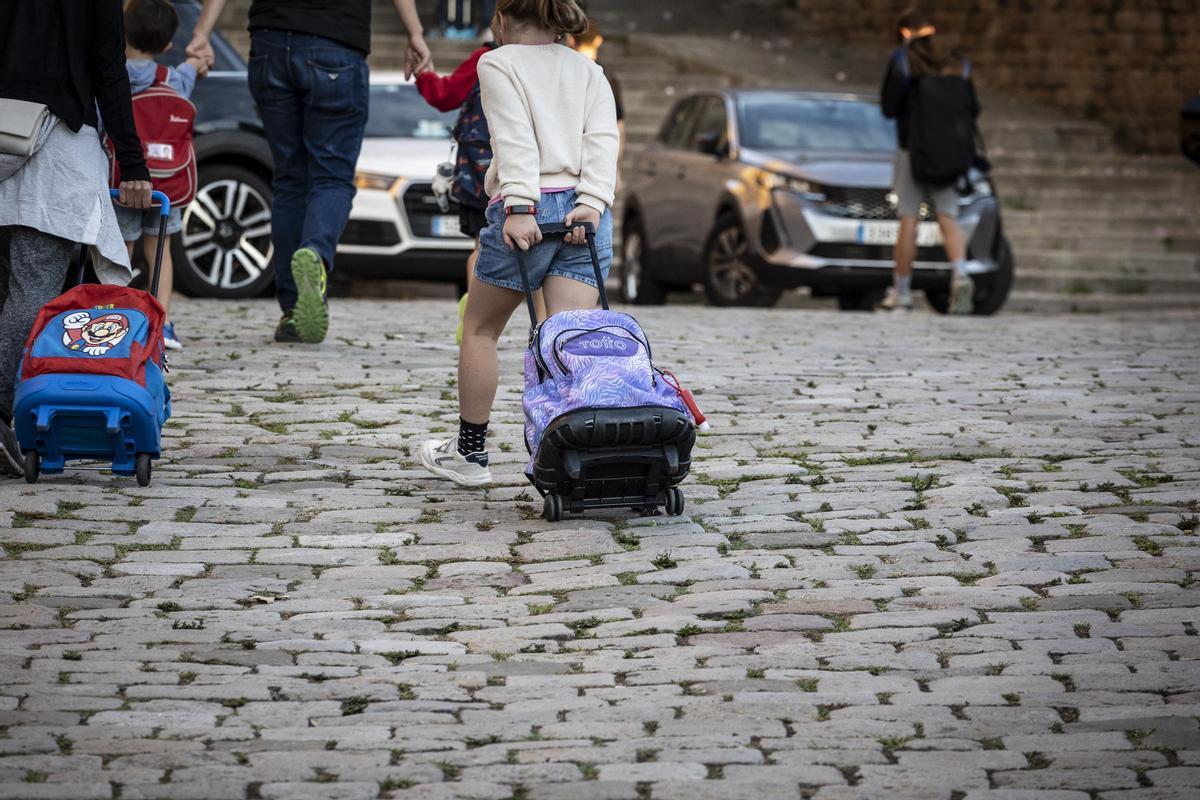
{"left": 475, "top": 190, "right": 613, "bottom": 292}
{"left": 114, "top": 204, "right": 184, "bottom": 241}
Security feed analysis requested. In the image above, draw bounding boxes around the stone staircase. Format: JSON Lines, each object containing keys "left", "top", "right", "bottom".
{"left": 215, "top": 5, "right": 1200, "bottom": 313}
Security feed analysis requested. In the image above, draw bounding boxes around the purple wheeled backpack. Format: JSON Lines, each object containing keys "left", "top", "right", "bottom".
{"left": 516, "top": 222, "right": 697, "bottom": 522}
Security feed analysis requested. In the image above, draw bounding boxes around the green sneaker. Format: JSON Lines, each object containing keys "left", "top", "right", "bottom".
{"left": 456, "top": 294, "right": 468, "bottom": 346}
{"left": 290, "top": 247, "right": 329, "bottom": 343}
{"left": 274, "top": 315, "right": 302, "bottom": 343}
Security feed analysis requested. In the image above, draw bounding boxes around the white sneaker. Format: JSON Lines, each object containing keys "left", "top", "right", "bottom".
{"left": 419, "top": 437, "right": 492, "bottom": 487}
{"left": 878, "top": 287, "right": 914, "bottom": 312}
{"left": 950, "top": 268, "right": 976, "bottom": 315}
{"left": 162, "top": 323, "right": 182, "bottom": 351}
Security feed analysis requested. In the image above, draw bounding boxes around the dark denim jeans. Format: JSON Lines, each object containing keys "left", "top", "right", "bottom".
{"left": 248, "top": 29, "right": 368, "bottom": 314}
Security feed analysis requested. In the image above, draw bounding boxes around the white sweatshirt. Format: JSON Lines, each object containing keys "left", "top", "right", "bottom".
{"left": 478, "top": 43, "right": 619, "bottom": 213}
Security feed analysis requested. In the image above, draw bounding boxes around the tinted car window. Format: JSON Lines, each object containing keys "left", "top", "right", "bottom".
{"left": 737, "top": 95, "right": 897, "bottom": 152}
{"left": 689, "top": 97, "right": 729, "bottom": 152}
{"left": 167, "top": 1, "right": 244, "bottom": 72}
{"left": 660, "top": 98, "right": 700, "bottom": 150}
{"left": 364, "top": 84, "right": 456, "bottom": 139}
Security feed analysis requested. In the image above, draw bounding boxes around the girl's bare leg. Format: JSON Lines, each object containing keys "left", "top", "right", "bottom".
{"left": 458, "top": 279, "right": 523, "bottom": 424}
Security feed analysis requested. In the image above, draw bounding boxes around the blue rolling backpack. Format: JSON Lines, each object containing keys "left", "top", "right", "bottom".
{"left": 13, "top": 190, "right": 173, "bottom": 486}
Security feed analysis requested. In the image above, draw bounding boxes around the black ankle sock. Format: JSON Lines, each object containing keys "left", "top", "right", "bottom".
{"left": 458, "top": 418, "right": 488, "bottom": 456}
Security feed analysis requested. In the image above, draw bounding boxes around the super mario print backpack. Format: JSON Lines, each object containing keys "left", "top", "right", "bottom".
{"left": 12, "top": 192, "right": 174, "bottom": 486}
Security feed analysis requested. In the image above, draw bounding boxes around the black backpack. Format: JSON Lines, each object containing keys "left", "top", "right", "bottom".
{"left": 907, "top": 59, "right": 977, "bottom": 187}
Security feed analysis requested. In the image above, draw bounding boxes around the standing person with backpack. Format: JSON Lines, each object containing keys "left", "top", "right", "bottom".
{"left": 109, "top": 0, "right": 207, "bottom": 352}
{"left": 417, "top": 0, "right": 618, "bottom": 487}
{"left": 879, "top": 9, "right": 981, "bottom": 314}
{"left": 186, "top": 0, "right": 433, "bottom": 344}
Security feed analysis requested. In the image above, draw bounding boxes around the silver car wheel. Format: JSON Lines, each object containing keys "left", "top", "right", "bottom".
{"left": 181, "top": 178, "right": 274, "bottom": 292}
{"left": 622, "top": 229, "right": 643, "bottom": 302}
{"left": 710, "top": 225, "right": 756, "bottom": 301}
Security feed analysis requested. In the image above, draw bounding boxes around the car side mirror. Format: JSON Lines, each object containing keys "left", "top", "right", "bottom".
{"left": 695, "top": 131, "right": 729, "bottom": 159}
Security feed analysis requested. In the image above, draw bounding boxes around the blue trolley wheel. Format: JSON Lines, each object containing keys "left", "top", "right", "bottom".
{"left": 135, "top": 453, "right": 152, "bottom": 487}
{"left": 23, "top": 451, "right": 39, "bottom": 485}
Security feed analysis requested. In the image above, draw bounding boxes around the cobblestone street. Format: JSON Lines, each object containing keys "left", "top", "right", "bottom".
{"left": 2, "top": 299, "right": 1199, "bottom": 800}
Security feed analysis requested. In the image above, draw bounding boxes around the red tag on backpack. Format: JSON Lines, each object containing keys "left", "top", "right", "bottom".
{"left": 105, "top": 64, "right": 197, "bottom": 208}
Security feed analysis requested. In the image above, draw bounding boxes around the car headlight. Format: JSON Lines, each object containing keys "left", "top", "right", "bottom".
{"left": 760, "top": 172, "right": 825, "bottom": 200}
{"left": 354, "top": 172, "right": 398, "bottom": 191}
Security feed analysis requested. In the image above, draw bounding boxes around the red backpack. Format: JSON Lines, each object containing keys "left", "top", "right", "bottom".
{"left": 106, "top": 65, "right": 197, "bottom": 208}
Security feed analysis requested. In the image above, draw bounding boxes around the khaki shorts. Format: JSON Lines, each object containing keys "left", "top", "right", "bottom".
{"left": 893, "top": 149, "right": 959, "bottom": 219}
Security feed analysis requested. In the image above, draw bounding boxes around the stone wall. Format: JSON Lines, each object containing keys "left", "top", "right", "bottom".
{"left": 786, "top": 0, "right": 1199, "bottom": 153}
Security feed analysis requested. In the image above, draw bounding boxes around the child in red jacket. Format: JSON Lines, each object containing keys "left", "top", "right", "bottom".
{"left": 418, "top": 45, "right": 492, "bottom": 344}
{"left": 417, "top": 43, "right": 548, "bottom": 343}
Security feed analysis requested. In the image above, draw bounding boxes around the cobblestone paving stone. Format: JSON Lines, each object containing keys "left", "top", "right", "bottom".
{"left": 2, "top": 299, "right": 1199, "bottom": 800}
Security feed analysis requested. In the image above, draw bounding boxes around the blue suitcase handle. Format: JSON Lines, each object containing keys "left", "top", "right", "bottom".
{"left": 108, "top": 189, "right": 172, "bottom": 296}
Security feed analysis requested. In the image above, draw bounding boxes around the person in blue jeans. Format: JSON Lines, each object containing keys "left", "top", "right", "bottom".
{"left": 187, "top": 0, "right": 432, "bottom": 344}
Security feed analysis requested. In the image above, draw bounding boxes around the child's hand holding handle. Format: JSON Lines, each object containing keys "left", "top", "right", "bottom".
{"left": 564, "top": 204, "right": 600, "bottom": 246}
{"left": 504, "top": 214, "right": 543, "bottom": 252}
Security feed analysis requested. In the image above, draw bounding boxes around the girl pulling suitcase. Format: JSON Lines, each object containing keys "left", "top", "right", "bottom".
{"left": 416, "top": 0, "right": 700, "bottom": 516}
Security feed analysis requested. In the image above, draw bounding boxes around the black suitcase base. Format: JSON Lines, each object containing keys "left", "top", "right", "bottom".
{"left": 529, "top": 406, "right": 695, "bottom": 521}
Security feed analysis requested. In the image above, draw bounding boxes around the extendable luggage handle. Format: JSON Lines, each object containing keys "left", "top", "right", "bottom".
{"left": 514, "top": 219, "right": 610, "bottom": 330}
{"left": 108, "top": 189, "right": 172, "bottom": 297}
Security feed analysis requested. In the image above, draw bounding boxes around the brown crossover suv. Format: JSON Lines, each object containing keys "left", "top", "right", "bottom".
{"left": 620, "top": 90, "right": 1014, "bottom": 313}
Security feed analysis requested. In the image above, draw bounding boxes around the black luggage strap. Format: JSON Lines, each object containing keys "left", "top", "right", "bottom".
{"left": 514, "top": 221, "right": 610, "bottom": 329}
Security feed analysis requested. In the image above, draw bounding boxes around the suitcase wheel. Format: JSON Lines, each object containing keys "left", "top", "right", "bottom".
{"left": 665, "top": 487, "right": 685, "bottom": 517}
{"left": 543, "top": 493, "right": 564, "bottom": 523}
{"left": 135, "top": 453, "right": 152, "bottom": 488}
{"left": 23, "top": 451, "right": 39, "bottom": 485}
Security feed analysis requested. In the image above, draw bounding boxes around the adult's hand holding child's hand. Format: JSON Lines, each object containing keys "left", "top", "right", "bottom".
{"left": 503, "top": 214, "right": 542, "bottom": 252}
{"left": 185, "top": 33, "right": 214, "bottom": 69}
{"left": 564, "top": 205, "right": 601, "bottom": 246}
{"left": 405, "top": 35, "right": 433, "bottom": 79}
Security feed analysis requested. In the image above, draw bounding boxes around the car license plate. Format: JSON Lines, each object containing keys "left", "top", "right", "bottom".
{"left": 431, "top": 215, "right": 463, "bottom": 238}
{"left": 857, "top": 222, "right": 943, "bottom": 247}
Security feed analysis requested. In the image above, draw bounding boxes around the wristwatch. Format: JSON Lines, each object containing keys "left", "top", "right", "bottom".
{"left": 505, "top": 205, "right": 537, "bottom": 216}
